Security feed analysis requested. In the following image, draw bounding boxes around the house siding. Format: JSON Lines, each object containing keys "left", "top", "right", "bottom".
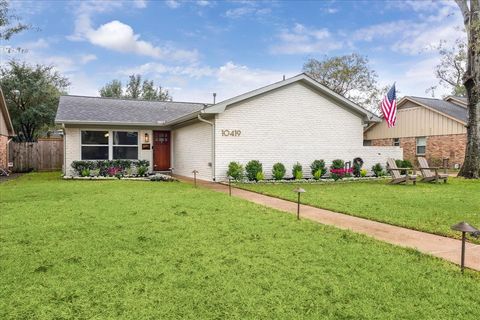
{"left": 364, "top": 102, "right": 466, "bottom": 140}
{"left": 370, "top": 133, "right": 466, "bottom": 168}
{"left": 172, "top": 121, "right": 212, "bottom": 181}
{"left": 214, "top": 82, "right": 402, "bottom": 180}
{"left": 63, "top": 126, "right": 153, "bottom": 176}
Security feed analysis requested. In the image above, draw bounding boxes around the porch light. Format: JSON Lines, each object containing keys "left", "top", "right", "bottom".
{"left": 451, "top": 221, "right": 479, "bottom": 273}
{"left": 144, "top": 133, "right": 150, "bottom": 143}
{"left": 293, "top": 187, "right": 306, "bottom": 220}
{"left": 104, "top": 132, "right": 109, "bottom": 138}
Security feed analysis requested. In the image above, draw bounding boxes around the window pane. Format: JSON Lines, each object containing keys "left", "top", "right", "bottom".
{"left": 113, "top": 131, "right": 138, "bottom": 145}
{"left": 113, "top": 146, "right": 138, "bottom": 159}
{"left": 417, "top": 146, "right": 426, "bottom": 154}
{"left": 416, "top": 137, "right": 426, "bottom": 146}
{"left": 82, "top": 146, "right": 109, "bottom": 160}
{"left": 82, "top": 131, "right": 108, "bottom": 145}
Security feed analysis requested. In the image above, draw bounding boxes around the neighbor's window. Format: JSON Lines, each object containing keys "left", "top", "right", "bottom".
{"left": 113, "top": 131, "right": 138, "bottom": 159}
{"left": 416, "top": 137, "right": 426, "bottom": 155}
{"left": 81, "top": 131, "right": 109, "bottom": 160}
{"left": 393, "top": 138, "right": 400, "bottom": 146}
{"left": 363, "top": 140, "right": 372, "bottom": 146}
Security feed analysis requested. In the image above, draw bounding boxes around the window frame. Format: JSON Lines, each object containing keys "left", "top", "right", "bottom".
{"left": 80, "top": 130, "right": 140, "bottom": 161}
{"left": 112, "top": 131, "right": 139, "bottom": 160}
{"left": 393, "top": 138, "right": 400, "bottom": 147}
{"left": 416, "top": 136, "right": 427, "bottom": 155}
{"left": 80, "top": 130, "right": 109, "bottom": 160}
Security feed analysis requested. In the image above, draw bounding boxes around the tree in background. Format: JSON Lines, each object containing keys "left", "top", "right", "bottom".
{"left": 303, "top": 53, "right": 381, "bottom": 113}
{"left": 99, "top": 80, "right": 122, "bottom": 98}
{"left": 99, "top": 74, "right": 172, "bottom": 101}
{"left": 0, "top": 61, "right": 69, "bottom": 142}
{"left": 455, "top": 0, "right": 480, "bottom": 178}
{"left": 427, "top": 39, "right": 467, "bottom": 97}
{"left": 0, "top": 0, "right": 31, "bottom": 52}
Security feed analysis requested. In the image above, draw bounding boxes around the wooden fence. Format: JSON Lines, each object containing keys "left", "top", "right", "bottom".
{"left": 10, "top": 138, "right": 63, "bottom": 172}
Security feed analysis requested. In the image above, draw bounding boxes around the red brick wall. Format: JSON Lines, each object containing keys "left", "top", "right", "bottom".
{"left": 370, "top": 133, "right": 466, "bottom": 168}
{"left": 0, "top": 135, "right": 7, "bottom": 169}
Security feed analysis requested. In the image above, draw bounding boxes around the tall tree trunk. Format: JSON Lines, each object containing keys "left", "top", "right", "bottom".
{"left": 457, "top": 0, "right": 480, "bottom": 178}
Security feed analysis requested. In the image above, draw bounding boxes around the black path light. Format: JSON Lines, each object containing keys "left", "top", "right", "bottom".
{"left": 228, "top": 176, "right": 232, "bottom": 196}
{"left": 451, "top": 221, "right": 479, "bottom": 273}
{"left": 293, "top": 187, "right": 306, "bottom": 220}
{"left": 192, "top": 170, "right": 198, "bottom": 188}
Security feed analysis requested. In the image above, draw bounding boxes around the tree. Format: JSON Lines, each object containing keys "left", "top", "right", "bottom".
{"left": 0, "top": 0, "right": 31, "bottom": 52}
{"left": 0, "top": 61, "right": 69, "bottom": 142}
{"left": 455, "top": 0, "right": 480, "bottom": 178}
{"left": 428, "top": 39, "right": 467, "bottom": 97}
{"left": 125, "top": 74, "right": 142, "bottom": 99}
{"left": 99, "top": 80, "right": 122, "bottom": 98}
{"left": 303, "top": 54, "right": 380, "bottom": 112}
{"left": 99, "top": 74, "right": 172, "bottom": 101}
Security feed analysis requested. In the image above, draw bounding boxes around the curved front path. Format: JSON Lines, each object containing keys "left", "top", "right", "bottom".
{"left": 176, "top": 176, "right": 480, "bottom": 272}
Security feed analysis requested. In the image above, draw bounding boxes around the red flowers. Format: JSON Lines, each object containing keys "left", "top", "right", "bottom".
{"left": 330, "top": 168, "right": 353, "bottom": 175}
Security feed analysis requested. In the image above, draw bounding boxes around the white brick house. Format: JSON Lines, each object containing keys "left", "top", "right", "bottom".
{"left": 55, "top": 74, "right": 402, "bottom": 180}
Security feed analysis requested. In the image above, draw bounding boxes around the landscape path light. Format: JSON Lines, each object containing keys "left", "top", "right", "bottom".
{"left": 293, "top": 187, "right": 306, "bottom": 220}
{"left": 228, "top": 176, "right": 232, "bottom": 196}
{"left": 192, "top": 170, "right": 198, "bottom": 188}
{"left": 451, "top": 221, "right": 479, "bottom": 273}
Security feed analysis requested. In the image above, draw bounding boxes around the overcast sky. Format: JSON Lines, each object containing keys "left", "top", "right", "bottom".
{"left": 1, "top": 0, "right": 464, "bottom": 103}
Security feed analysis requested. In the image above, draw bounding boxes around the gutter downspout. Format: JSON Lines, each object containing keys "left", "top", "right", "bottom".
{"left": 62, "top": 123, "right": 66, "bottom": 176}
{"left": 197, "top": 113, "right": 215, "bottom": 181}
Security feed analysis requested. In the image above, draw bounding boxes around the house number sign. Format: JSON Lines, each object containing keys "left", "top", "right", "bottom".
{"left": 221, "top": 129, "right": 241, "bottom": 137}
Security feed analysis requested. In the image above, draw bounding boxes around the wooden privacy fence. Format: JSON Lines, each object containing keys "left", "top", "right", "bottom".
{"left": 10, "top": 138, "right": 63, "bottom": 172}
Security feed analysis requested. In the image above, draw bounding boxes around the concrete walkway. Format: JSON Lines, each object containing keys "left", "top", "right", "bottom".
{"left": 178, "top": 175, "right": 480, "bottom": 271}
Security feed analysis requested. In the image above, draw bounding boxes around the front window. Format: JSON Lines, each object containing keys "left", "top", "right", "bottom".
{"left": 81, "top": 131, "right": 109, "bottom": 160}
{"left": 81, "top": 130, "right": 139, "bottom": 160}
{"left": 113, "top": 131, "right": 138, "bottom": 160}
{"left": 416, "top": 137, "right": 426, "bottom": 155}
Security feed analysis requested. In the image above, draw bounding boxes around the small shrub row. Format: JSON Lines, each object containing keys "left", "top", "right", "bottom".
{"left": 71, "top": 160, "right": 150, "bottom": 178}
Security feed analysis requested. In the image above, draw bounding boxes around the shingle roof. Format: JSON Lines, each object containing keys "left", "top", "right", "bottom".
{"left": 55, "top": 95, "right": 205, "bottom": 125}
{"left": 406, "top": 96, "right": 467, "bottom": 123}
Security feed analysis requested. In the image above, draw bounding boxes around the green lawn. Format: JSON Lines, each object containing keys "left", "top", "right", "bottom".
{"left": 236, "top": 178, "right": 480, "bottom": 240}
{"left": 1, "top": 173, "right": 480, "bottom": 319}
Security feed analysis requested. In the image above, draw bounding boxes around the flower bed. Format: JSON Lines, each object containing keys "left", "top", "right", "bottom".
{"left": 70, "top": 160, "right": 150, "bottom": 178}
{"left": 228, "top": 175, "right": 391, "bottom": 184}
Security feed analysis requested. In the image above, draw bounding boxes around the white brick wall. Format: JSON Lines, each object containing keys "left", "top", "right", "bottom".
{"left": 172, "top": 121, "right": 212, "bottom": 180}
{"left": 63, "top": 126, "right": 153, "bottom": 176}
{"left": 214, "top": 82, "right": 402, "bottom": 180}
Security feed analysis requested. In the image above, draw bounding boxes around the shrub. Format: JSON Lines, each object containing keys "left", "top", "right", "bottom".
{"left": 71, "top": 161, "right": 96, "bottom": 176}
{"left": 272, "top": 162, "right": 286, "bottom": 180}
{"left": 310, "top": 160, "right": 326, "bottom": 177}
{"left": 314, "top": 170, "right": 322, "bottom": 180}
{"left": 360, "top": 169, "right": 367, "bottom": 177}
{"left": 256, "top": 171, "right": 265, "bottom": 181}
{"left": 372, "top": 163, "right": 384, "bottom": 177}
{"left": 81, "top": 169, "right": 91, "bottom": 177}
{"left": 330, "top": 159, "right": 352, "bottom": 181}
{"left": 245, "top": 160, "right": 263, "bottom": 181}
{"left": 227, "top": 162, "right": 244, "bottom": 180}
{"left": 352, "top": 157, "right": 364, "bottom": 177}
{"left": 292, "top": 162, "right": 303, "bottom": 180}
{"left": 137, "top": 166, "right": 148, "bottom": 177}
{"left": 395, "top": 159, "right": 412, "bottom": 175}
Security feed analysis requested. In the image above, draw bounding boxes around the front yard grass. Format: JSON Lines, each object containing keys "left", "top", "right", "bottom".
{"left": 1, "top": 172, "right": 480, "bottom": 319}
{"left": 236, "top": 178, "right": 480, "bottom": 240}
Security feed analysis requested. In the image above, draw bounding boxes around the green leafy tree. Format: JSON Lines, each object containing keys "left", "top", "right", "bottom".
{"left": 0, "top": 61, "right": 69, "bottom": 142}
{"left": 303, "top": 53, "right": 381, "bottom": 112}
{"left": 0, "top": 0, "right": 30, "bottom": 53}
{"left": 99, "top": 80, "right": 122, "bottom": 98}
{"left": 427, "top": 39, "right": 467, "bottom": 97}
{"left": 455, "top": 0, "right": 480, "bottom": 178}
{"left": 125, "top": 74, "right": 142, "bottom": 99}
{"left": 101, "top": 74, "right": 172, "bottom": 101}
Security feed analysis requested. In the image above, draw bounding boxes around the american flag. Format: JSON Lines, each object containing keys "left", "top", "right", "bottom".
{"left": 381, "top": 84, "right": 397, "bottom": 128}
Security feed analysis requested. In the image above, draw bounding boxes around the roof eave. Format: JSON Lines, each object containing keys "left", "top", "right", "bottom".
{"left": 55, "top": 120, "right": 170, "bottom": 127}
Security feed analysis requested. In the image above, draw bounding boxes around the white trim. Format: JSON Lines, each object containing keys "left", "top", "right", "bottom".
{"left": 201, "top": 73, "right": 381, "bottom": 122}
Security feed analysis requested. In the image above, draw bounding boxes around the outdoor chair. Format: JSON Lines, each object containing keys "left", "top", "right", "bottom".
{"left": 386, "top": 158, "right": 417, "bottom": 185}
{"left": 0, "top": 167, "right": 9, "bottom": 177}
{"left": 417, "top": 157, "right": 448, "bottom": 183}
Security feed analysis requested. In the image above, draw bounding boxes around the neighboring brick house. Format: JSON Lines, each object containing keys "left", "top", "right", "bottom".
{"left": 56, "top": 73, "right": 402, "bottom": 180}
{"left": 0, "top": 87, "right": 15, "bottom": 170}
{"left": 364, "top": 96, "right": 467, "bottom": 168}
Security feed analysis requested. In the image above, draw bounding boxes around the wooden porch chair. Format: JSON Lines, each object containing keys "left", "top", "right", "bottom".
{"left": 417, "top": 157, "right": 448, "bottom": 183}
{"left": 386, "top": 158, "right": 417, "bottom": 185}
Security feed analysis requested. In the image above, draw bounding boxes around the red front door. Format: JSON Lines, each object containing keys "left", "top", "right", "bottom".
{"left": 153, "top": 131, "right": 171, "bottom": 171}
